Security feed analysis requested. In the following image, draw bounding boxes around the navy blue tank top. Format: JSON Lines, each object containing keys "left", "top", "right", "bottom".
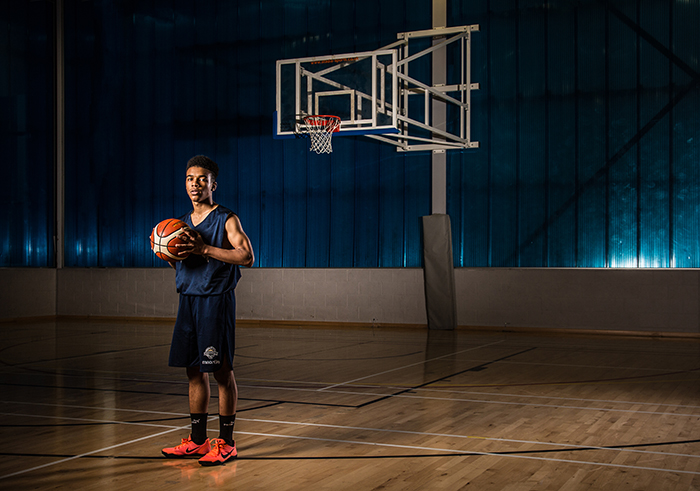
{"left": 175, "top": 205, "right": 242, "bottom": 296}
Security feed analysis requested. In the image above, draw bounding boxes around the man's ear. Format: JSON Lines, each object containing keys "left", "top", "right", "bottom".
{"left": 212, "top": 180, "right": 217, "bottom": 192}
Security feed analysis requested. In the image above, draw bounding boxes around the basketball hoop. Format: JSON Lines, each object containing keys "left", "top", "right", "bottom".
{"left": 299, "top": 115, "right": 341, "bottom": 154}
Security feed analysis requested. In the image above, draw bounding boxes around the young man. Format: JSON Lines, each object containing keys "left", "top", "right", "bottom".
{"left": 161, "top": 155, "right": 254, "bottom": 466}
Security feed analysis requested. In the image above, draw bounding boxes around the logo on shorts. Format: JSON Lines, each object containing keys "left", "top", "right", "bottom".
{"left": 204, "top": 346, "right": 219, "bottom": 360}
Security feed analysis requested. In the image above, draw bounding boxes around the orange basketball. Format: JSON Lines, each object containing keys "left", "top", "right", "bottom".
{"left": 150, "top": 218, "right": 191, "bottom": 262}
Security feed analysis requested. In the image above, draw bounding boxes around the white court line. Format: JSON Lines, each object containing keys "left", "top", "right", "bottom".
{"left": 0, "top": 421, "right": 187, "bottom": 481}
{"left": 235, "top": 430, "right": 700, "bottom": 475}
{"left": 10, "top": 354, "right": 684, "bottom": 380}
{"left": 0, "top": 400, "right": 189, "bottom": 416}
{"left": 238, "top": 377, "right": 700, "bottom": 409}
{"left": 240, "top": 384, "right": 700, "bottom": 418}
{"left": 412, "top": 387, "right": 700, "bottom": 409}
{"left": 238, "top": 417, "right": 700, "bottom": 459}
{"left": 1, "top": 404, "right": 698, "bottom": 481}
{"left": 3, "top": 402, "right": 697, "bottom": 459}
{"left": 0, "top": 411, "right": 185, "bottom": 429}
{"left": 0, "top": 410, "right": 218, "bottom": 481}
{"left": 317, "top": 340, "right": 505, "bottom": 391}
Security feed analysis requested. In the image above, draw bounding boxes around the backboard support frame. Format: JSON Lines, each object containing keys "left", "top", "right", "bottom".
{"left": 274, "top": 24, "right": 480, "bottom": 152}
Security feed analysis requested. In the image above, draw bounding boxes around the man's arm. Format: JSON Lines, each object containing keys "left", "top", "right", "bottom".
{"left": 182, "top": 214, "right": 254, "bottom": 267}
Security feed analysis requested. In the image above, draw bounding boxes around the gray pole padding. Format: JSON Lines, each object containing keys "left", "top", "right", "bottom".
{"left": 422, "top": 214, "right": 457, "bottom": 330}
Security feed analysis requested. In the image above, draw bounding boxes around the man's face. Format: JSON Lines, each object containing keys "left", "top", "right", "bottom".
{"left": 186, "top": 166, "right": 217, "bottom": 204}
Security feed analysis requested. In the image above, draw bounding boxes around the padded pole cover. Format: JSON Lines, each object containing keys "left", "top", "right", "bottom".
{"left": 422, "top": 214, "right": 457, "bottom": 330}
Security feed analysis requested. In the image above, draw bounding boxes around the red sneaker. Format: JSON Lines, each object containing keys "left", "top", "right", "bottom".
{"left": 198, "top": 438, "right": 237, "bottom": 466}
{"left": 162, "top": 435, "right": 211, "bottom": 458}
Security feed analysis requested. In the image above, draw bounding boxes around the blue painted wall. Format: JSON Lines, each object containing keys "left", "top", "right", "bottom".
{"left": 448, "top": 0, "right": 700, "bottom": 267}
{"left": 62, "top": 0, "right": 431, "bottom": 267}
{"left": 0, "top": 1, "right": 55, "bottom": 267}
{"left": 3, "top": 0, "right": 700, "bottom": 268}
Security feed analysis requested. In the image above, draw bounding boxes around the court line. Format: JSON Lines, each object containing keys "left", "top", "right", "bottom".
{"left": 0, "top": 420, "right": 188, "bottom": 481}
{"left": 6, "top": 375, "right": 698, "bottom": 417}
{"left": 496, "top": 359, "right": 694, "bottom": 373}
{"left": 238, "top": 384, "right": 700, "bottom": 417}
{"left": 0, "top": 343, "right": 171, "bottom": 368}
{"left": 233, "top": 430, "right": 700, "bottom": 475}
{"left": 3, "top": 404, "right": 698, "bottom": 462}
{"left": 413, "top": 387, "right": 700, "bottom": 409}
{"left": 0, "top": 411, "right": 186, "bottom": 429}
{"left": 316, "top": 340, "right": 505, "bottom": 391}
{"left": 240, "top": 378, "right": 700, "bottom": 409}
{"left": 357, "top": 347, "right": 537, "bottom": 408}
{"left": 0, "top": 400, "right": 283, "bottom": 417}
{"left": 238, "top": 417, "right": 700, "bottom": 459}
{"left": 0, "top": 400, "right": 189, "bottom": 416}
{"left": 234, "top": 375, "right": 700, "bottom": 409}
{"left": 1, "top": 411, "right": 698, "bottom": 479}
{"left": 5, "top": 369, "right": 698, "bottom": 410}
{"left": 7, "top": 352, "right": 689, "bottom": 378}
{"left": 0, "top": 379, "right": 357, "bottom": 409}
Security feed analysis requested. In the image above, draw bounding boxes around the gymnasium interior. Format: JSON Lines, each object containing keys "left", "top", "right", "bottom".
{"left": 1, "top": 0, "right": 699, "bottom": 489}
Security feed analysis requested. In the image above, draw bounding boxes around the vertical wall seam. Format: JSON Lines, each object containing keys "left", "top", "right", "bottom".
{"left": 668, "top": 0, "right": 674, "bottom": 267}
{"left": 635, "top": 1, "right": 641, "bottom": 266}
{"left": 55, "top": 0, "right": 65, "bottom": 270}
{"left": 543, "top": 3, "right": 549, "bottom": 267}
{"left": 574, "top": 4, "right": 579, "bottom": 267}
{"left": 486, "top": 0, "right": 492, "bottom": 267}
{"left": 604, "top": 3, "right": 610, "bottom": 268}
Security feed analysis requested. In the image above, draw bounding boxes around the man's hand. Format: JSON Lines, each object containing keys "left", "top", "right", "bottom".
{"left": 178, "top": 228, "right": 205, "bottom": 256}
{"left": 168, "top": 215, "right": 253, "bottom": 267}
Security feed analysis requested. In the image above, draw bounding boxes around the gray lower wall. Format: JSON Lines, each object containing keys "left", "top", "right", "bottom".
{"left": 0, "top": 268, "right": 57, "bottom": 319}
{"left": 55, "top": 268, "right": 180, "bottom": 318}
{"left": 454, "top": 268, "right": 699, "bottom": 334}
{"left": 1, "top": 267, "right": 698, "bottom": 335}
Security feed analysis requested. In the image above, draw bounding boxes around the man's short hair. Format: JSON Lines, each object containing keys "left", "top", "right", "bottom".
{"left": 186, "top": 155, "right": 219, "bottom": 180}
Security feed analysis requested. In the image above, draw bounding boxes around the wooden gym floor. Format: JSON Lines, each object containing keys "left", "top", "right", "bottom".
{"left": 0, "top": 319, "right": 698, "bottom": 490}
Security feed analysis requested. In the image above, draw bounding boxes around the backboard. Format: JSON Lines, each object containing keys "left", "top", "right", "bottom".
{"left": 275, "top": 25, "right": 480, "bottom": 152}
{"left": 275, "top": 50, "right": 400, "bottom": 138}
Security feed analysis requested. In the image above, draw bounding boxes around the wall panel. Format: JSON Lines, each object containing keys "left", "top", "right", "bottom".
{"left": 607, "top": 7, "right": 638, "bottom": 268}
{"left": 53, "top": 0, "right": 700, "bottom": 269}
{"left": 517, "top": 0, "right": 547, "bottom": 267}
{"left": 446, "top": 0, "right": 700, "bottom": 268}
{"left": 488, "top": 0, "right": 518, "bottom": 267}
{"left": 544, "top": 2, "right": 577, "bottom": 267}
{"left": 638, "top": 0, "right": 670, "bottom": 268}
{"left": 0, "top": 1, "right": 54, "bottom": 267}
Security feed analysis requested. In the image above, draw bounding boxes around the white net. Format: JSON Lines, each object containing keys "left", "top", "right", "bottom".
{"left": 303, "top": 116, "right": 341, "bottom": 154}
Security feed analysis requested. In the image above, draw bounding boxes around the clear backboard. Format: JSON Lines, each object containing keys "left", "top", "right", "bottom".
{"left": 275, "top": 25, "right": 480, "bottom": 152}
{"left": 275, "top": 50, "right": 400, "bottom": 138}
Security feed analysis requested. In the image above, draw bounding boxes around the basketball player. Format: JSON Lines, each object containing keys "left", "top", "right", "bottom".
{"left": 161, "top": 155, "right": 254, "bottom": 466}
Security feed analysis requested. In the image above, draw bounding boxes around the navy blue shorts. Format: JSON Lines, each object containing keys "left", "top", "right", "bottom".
{"left": 169, "top": 290, "right": 236, "bottom": 372}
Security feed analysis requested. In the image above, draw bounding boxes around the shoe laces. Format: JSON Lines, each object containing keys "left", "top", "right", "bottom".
{"left": 210, "top": 438, "right": 225, "bottom": 455}
{"left": 176, "top": 436, "right": 193, "bottom": 449}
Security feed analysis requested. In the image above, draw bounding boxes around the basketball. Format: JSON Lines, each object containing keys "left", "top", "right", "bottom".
{"left": 150, "top": 218, "right": 191, "bottom": 262}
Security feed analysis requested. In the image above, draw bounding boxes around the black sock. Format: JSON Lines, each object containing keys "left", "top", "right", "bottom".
{"left": 190, "top": 413, "right": 208, "bottom": 444}
{"left": 219, "top": 414, "right": 235, "bottom": 445}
